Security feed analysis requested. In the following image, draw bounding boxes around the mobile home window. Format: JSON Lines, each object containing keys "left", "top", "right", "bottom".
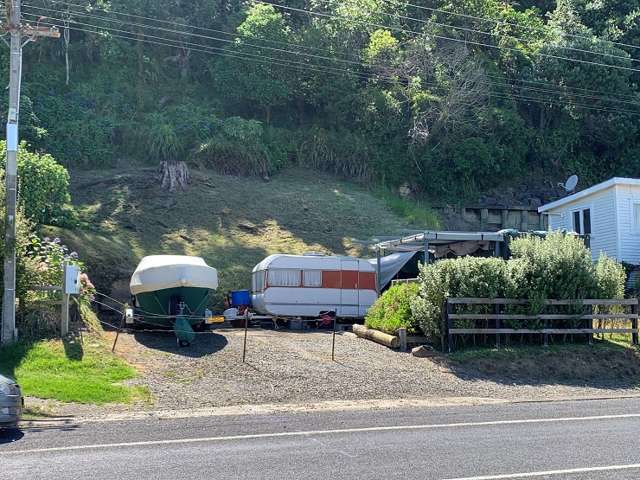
{"left": 253, "top": 271, "right": 265, "bottom": 292}
{"left": 303, "top": 270, "right": 322, "bottom": 287}
{"left": 572, "top": 208, "right": 591, "bottom": 236}
{"left": 268, "top": 269, "right": 301, "bottom": 287}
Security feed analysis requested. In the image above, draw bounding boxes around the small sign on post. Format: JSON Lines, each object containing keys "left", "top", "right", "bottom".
{"left": 61, "top": 263, "right": 81, "bottom": 337}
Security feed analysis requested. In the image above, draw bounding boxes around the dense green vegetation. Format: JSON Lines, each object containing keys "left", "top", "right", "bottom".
{"left": 411, "top": 233, "right": 626, "bottom": 341}
{"left": 8, "top": 0, "right": 640, "bottom": 198}
{"left": 365, "top": 282, "right": 419, "bottom": 334}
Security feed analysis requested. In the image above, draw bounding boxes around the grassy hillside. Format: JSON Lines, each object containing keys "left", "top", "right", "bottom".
{"left": 44, "top": 167, "right": 437, "bottom": 303}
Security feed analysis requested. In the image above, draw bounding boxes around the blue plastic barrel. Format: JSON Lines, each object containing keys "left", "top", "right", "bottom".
{"left": 230, "top": 290, "right": 251, "bottom": 307}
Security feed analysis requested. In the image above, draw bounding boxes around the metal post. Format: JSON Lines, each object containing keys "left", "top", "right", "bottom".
{"left": 61, "top": 262, "right": 69, "bottom": 337}
{"left": 331, "top": 316, "right": 336, "bottom": 361}
{"left": 1, "top": 1, "right": 22, "bottom": 346}
{"left": 375, "top": 246, "right": 381, "bottom": 294}
{"left": 242, "top": 311, "right": 249, "bottom": 363}
{"left": 423, "top": 237, "right": 429, "bottom": 266}
{"left": 398, "top": 328, "right": 407, "bottom": 352}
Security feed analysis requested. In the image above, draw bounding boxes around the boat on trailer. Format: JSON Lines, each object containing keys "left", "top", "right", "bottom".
{"left": 130, "top": 255, "right": 218, "bottom": 346}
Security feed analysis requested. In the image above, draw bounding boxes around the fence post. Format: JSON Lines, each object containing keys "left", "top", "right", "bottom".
{"left": 441, "top": 299, "right": 447, "bottom": 352}
{"left": 446, "top": 299, "right": 453, "bottom": 353}
{"left": 587, "top": 304, "right": 593, "bottom": 346}
{"left": 494, "top": 303, "right": 500, "bottom": 349}
{"left": 632, "top": 301, "right": 639, "bottom": 346}
{"left": 398, "top": 328, "right": 407, "bottom": 352}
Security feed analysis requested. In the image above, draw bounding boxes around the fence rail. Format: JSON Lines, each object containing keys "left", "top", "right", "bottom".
{"left": 443, "top": 297, "right": 639, "bottom": 352}
{"left": 390, "top": 278, "right": 419, "bottom": 286}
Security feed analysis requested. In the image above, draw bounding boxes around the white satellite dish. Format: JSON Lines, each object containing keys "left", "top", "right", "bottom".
{"left": 559, "top": 174, "right": 579, "bottom": 193}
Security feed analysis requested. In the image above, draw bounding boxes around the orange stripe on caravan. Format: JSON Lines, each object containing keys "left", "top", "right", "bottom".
{"left": 319, "top": 270, "right": 376, "bottom": 290}
{"left": 322, "top": 271, "right": 341, "bottom": 289}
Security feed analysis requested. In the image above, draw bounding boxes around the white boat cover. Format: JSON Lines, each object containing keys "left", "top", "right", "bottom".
{"left": 130, "top": 255, "right": 218, "bottom": 296}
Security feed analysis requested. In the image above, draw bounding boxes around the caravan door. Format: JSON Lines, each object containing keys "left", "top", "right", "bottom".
{"left": 340, "top": 260, "right": 359, "bottom": 317}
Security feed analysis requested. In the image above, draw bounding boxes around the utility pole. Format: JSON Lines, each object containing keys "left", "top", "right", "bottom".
{"left": 1, "top": 1, "right": 58, "bottom": 345}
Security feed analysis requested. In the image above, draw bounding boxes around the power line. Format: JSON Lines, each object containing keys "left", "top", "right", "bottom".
{"left": 23, "top": 0, "right": 348, "bottom": 57}
{"left": 24, "top": 1, "right": 640, "bottom": 105}
{"left": 23, "top": 16, "right": 399, "bottom": 85}
{"left": 23, "top": 12, "right": 640, "bottom": 116}
{"left": 22, "top": 3, "right": 368, "bottom": 69}
{"left": 484, "top": 73, "right": 640, "bottom": 102}
{"left": 256, "top": 1, "right": 640, "bottom": 74}
{"left": 27, "top": 16, "right": 640, "bottom": 118}
{"left": 310, "top": 0, "right": 640, "bottom": 66}
{"left": 379, "top": 0, "right": 640, "bottom": 54}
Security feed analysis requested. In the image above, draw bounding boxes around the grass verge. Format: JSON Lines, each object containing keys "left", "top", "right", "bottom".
{"left": 0, "top": 336, "right": 149, "bottom": 404}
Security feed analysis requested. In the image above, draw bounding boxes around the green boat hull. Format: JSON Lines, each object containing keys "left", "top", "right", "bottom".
{"left": 133, "top": 286, "right": 211, "bottom": 328}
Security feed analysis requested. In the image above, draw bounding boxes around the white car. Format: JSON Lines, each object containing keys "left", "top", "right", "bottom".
{"left": 0, "top": 374, "right": 23, "bottom": 429}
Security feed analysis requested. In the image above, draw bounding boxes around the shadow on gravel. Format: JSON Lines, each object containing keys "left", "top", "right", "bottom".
{"left": 133, "top": 331, "right": 228, "bottom": 358}
{"left": 0, "top": 428, "right": 24, "bottom": 444}
{"left": 436, "top": 341, "right": 640, "bottom": 390}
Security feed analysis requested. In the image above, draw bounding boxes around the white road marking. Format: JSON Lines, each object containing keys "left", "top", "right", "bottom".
{"left": 3, "top": 412, "right": 640, "bottom": 456}
{"left": 444, "top": 463, "right": 640, "bottom": 479}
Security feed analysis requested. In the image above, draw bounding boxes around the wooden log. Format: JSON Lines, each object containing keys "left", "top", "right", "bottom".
{"left": 352, "top": 324, "right": 399, "bottom": 348}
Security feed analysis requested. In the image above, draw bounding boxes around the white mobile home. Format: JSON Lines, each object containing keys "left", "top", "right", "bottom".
{"left": 538, "top": 177, "right": 640, "bottom": 264}
{"left": 251, "top": 254, "right": 378, "bottom": 318}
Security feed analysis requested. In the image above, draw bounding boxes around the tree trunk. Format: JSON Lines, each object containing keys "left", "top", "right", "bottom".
{"left": 158, "top": 161, "right": 190, "bottom": 192}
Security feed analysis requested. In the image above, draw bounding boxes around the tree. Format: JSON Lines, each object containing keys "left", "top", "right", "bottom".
{"left": 216, "top": 4, "right": 293, "bottom": 123}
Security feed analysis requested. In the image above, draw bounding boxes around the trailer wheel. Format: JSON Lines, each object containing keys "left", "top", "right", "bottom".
{"left": 177, "top": 338, "right": 190, "bottom": 348}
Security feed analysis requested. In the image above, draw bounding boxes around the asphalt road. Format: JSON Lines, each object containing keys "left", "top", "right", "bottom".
{"left": 2, "top": 397, "right": 640, "bottom": 480}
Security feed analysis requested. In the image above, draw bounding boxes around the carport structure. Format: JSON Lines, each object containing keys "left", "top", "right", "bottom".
{"left": 373, "top": 231, "right": 506, "bottom": 292}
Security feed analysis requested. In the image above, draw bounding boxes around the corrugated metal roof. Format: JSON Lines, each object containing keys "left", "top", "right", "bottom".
{"left": 375, "top": 231, "right": 505, "bottom": 252}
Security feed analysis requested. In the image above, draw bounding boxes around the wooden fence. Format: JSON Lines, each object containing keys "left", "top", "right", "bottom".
{"left": 390, "top": 278, "right": 419, "bottom": 286}
{"left": 443, "top": 298, "right": 639, "bottom": 352}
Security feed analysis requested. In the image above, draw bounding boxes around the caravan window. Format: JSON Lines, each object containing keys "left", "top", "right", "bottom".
{"left": 303, "top": 270, "right": 322, "bottom": 287}
{"left": 253, "top": 271, "right": 265, "bottom": 292}
{"left": 268, "top": 269, "right": 301, "bottom": 287}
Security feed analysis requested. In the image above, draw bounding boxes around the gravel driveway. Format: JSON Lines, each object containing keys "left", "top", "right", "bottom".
{"left": 94, "top": 328, "right": 640, "bottom": 412}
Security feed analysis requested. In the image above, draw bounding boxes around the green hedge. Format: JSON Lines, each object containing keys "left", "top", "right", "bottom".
{"left": 410, "top": 233, "right": 627, "bottom": 341}
{"left": 365, "top": 283, "right": 419, "bottom": 335}
{"left": 0, "top": 141, "right": 72, "bottom": 225}
{"left": 410, "top": 257, "right": 511, "bottom": 341}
